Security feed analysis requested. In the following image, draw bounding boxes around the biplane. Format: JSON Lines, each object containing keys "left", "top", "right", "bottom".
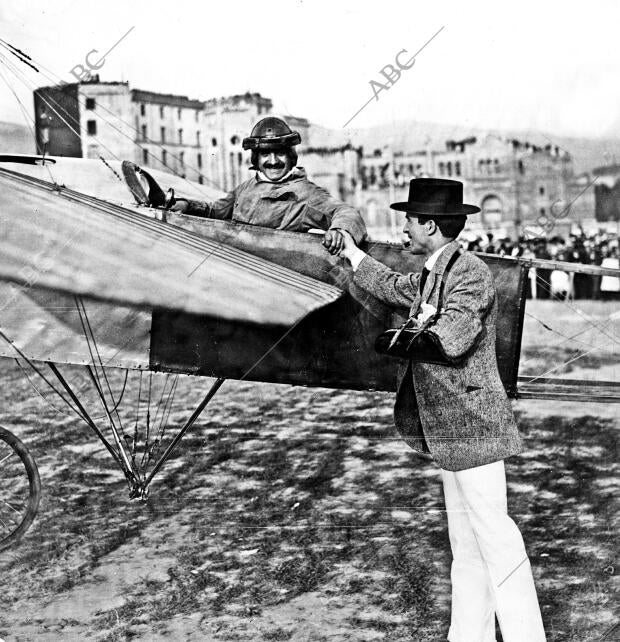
{"left": 0, "top": 153, "right": 618, "bottom": 552}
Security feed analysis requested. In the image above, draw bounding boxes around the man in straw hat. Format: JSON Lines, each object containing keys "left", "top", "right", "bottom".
{"left": 336, "top": 178, "right": 546, "bottom": 641}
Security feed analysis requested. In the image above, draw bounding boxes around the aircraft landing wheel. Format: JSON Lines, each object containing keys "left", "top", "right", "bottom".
{"left": 0, "top": 426, "right": 41, "bottom": 552}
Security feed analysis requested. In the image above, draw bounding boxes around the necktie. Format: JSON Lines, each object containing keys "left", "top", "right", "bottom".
{"left": 419, "top": 267, "right": 430, "bottom": 294}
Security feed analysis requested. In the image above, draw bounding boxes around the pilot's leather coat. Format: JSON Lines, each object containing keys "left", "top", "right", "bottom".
{"left": 184, "top": 167, "right": 366, "bottom": 243}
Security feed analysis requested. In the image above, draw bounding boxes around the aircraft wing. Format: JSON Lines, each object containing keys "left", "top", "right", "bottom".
{"left": 0, "top": 167, "right": 342, "bottom": 328}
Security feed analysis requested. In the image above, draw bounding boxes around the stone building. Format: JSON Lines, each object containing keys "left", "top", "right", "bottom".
{"left": 593, "top": 163, "right": 620, "bottom": 232}
{"left": 34, "top": 77, "right": 205, "bottom": 183}
{"left": 360, "top": 134, "right": 594, "bottom": 241}
{"left": 202, "top": 92, "right": 273, "bottom": 191}
{"left": 33, "top": 80, "right": 320, "bottom": 194}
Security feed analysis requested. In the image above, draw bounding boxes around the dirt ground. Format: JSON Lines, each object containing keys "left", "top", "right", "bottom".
{"left": 0, "top": 299, "right": 618, "bottom": 641}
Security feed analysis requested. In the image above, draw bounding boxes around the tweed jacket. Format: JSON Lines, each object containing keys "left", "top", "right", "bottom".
{"left": 354, "top": 240, "right": 522, "bottom": 471}
{"left": 183, "top": 167, "right": 366, "bottom": 243}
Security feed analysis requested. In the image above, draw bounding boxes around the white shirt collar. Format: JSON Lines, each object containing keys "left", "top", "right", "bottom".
{"left": 424, "top": 242, "right": 451, "bottom": 270}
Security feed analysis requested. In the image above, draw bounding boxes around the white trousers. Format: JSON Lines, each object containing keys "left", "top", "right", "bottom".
{"left": 441, "top": 461, "right": 546, "bottom": 642}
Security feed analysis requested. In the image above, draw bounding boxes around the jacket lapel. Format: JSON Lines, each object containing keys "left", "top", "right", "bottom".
{"left": 408, "top": 241, "right": 461, "bottom": 317}
{"left": 422, "top": 241, "right": 461, "bottom": 306}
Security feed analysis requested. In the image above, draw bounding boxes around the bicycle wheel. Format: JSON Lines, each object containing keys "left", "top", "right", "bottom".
{"left": 0, "top": 426, "right": 41, "bottom": 552}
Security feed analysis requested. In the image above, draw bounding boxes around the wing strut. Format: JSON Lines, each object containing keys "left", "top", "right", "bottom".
{"left": 139, "top": 377, "right": 226, "bottom": 496}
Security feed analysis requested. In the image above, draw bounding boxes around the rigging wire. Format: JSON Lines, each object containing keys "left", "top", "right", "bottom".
{"left": 143, "top": 375, "right": 180, "bottom": 471}
{"left": 12, "top": 357, "right": 85, "bottom": 419}
{"left": 533, "top": 271, "right": 620, "bottom": 346}
{"left": 0, "top": 59, "right": 330, "bottom": 294}
{"left": 47, "top": 362, "right": 125, "bottom": 473}
{"left": 0, "top": 41, "right": 222, "bottom": 193}
{"left": 518, "top": 274, "right": 620, "bottom": 377}
{"left": 0, "top": 50, "right": 131, "bottom": 184}
{"left": 140, "top": 372, "right": 154, "bottom": 473}
{"left": 521, "top": 311, "right": 616, "bottom": 364}
{"left": 132, "top": 370, "right": 143, "bottom": 462}
{"left": 73, "top": 296, "right": 137, "bottom": 479}
{"left": 0, "top": 62, "right": 56, "bottom": 185}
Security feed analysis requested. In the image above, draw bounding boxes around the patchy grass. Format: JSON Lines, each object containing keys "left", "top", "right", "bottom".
{"left": 0, "top": 300, "right": 618, "bottom": 640}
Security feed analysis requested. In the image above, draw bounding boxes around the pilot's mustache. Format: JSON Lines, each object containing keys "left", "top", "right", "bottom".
{"left": 264, "top": 162, "right": 285, "bottom": 169}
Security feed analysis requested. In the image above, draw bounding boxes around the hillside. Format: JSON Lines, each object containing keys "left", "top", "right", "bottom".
{"left": 310, "top": 119, "right": 620, "bottom": 175}
{"left": 2, "top": 117, "right": 619, "bottom": 175}
{"left": 0, "top": 121, "right": 34, "bottom": 154}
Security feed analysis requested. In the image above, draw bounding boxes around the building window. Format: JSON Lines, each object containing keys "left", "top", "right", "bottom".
{"left": 211, "top": 137, "right": 217, "bottom": 147}
{"left": 85, "top": 97, "right": 95, "bottom": 110}
{"left": 494, "top": 158, "right": 500, "bottom": 173}
{"left": 87, "top": 120, "right": 97, "bottom": 135}
{"left": 159, "top": 105, "right": 164, "bottom": 118}
{"left": 140, "top": 104, "right": 145, "bottom": 116}
{"left": 539, "top": 207, "right": 546, "bottom": 216}
{"left": 180, "top": 151, "right": 185, "bottom": 165}
{"left": 539, "top": 185, "right": 545, "bottom": 195}
{"left": 178, "top": 128, "right": 183, "bottom": 144}
{"left": 230, "top": 135, "right": 239, "bottom": 145}
{"left": 162, "top": 150, "right": 167, "bottom": 166}
{"left": 195, "top": 111, "right": 199, "bottom": 123}
{"left": 196, "top": 131, "right": 201, "bottom": 146}
{"left": 142, "top": 149, "right": 148, "bottom": 165}
{"left": 141, "top": 124, "right": 147, "bottom": 141}
{"left": 198, "top": 175, "right": 204, "bottom": 184}
{"left": 455, "top": 161, "right": 461, "bottom": 176}
{"left": 438, "top": 162, "right": 445, "bottom": 176}
{"left": 197, "top": 152, "right": 202, "bottom": 168}
{"left": 177, "top": 108, "right": 182, "bottom": 120}
{"left": 446, "top": 161, "right": 452, "bottom": 176}
{"left": 160, "top": 126, "right": 166, "bottom": 143}
{"left": 518, "top": 159, "right": 524, "bottom": 175}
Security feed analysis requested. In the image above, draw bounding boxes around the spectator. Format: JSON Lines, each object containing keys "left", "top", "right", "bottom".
{"left": 600, "top": 246, "right": 620, "bottom": 300}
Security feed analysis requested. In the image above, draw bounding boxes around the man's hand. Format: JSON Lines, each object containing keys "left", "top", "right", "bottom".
{"left": 337, "top": 230, "right": 359, "bottom": 261}
{"left": 322, "top": 229, "right": 345, "bottom": 255}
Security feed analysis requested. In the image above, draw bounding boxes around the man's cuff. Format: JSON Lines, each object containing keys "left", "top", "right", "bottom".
{"left": 349, "top": 248, "right": 367, "bottom": 272}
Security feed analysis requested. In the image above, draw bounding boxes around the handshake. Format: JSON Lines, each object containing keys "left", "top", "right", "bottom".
{"left": 321, "top": 229, "right": 359, "bottom": 261}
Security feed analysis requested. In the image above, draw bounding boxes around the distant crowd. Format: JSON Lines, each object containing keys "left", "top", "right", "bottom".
{"left": 463, "top": 231, "right": 620, "bottom": 300}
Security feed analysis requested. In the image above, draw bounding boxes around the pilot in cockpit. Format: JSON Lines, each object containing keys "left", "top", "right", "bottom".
{"left": 169, "top": 117, "right": 366, "bottom": 255}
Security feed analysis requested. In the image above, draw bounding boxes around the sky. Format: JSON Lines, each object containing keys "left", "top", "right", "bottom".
{"left": 1, "top": 0, "right": 619, "bottom": 139}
